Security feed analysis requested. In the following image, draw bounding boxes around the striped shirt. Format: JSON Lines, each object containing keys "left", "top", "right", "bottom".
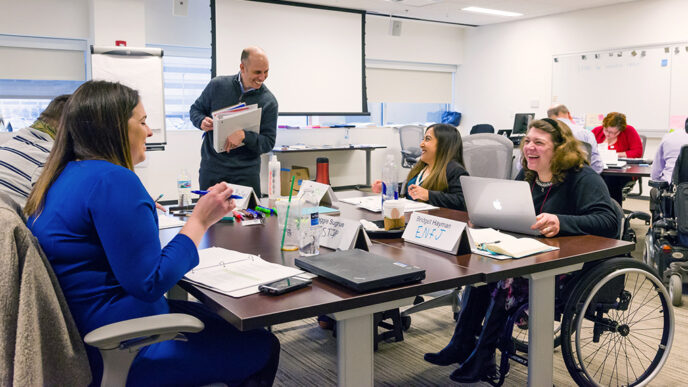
{"left": 0, "top": 127, "right": 53, "bottom": 207}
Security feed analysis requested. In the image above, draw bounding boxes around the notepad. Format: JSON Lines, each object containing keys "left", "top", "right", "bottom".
{"left": 339, "top": 196, "right": 437, "bottom": 213}
{"left": 157, "top": 214, "right": 186, "bottom": 229}
{"left": 467, "top": 227, "right": 558, "bottom": 259}
{"left": 212, "top": 103, "right": 261, "bottom": 153}
{"left": 183, "top": 247, "right": 303, "bottom": 297}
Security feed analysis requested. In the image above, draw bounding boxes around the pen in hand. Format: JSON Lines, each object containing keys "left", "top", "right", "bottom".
{"left": 191, "top": 190, "right": 243, "bottom": 200}
{"left": 154, "top": 194, "right": 164, "bottom": 203}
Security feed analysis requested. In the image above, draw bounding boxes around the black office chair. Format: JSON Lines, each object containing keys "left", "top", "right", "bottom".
{"left": 624, "top": 133, "right": 648, "bottom": 198}
{"left": 399, "top": 125, "right": 424, "bottom": 168}
{"left": 470, "top": 124, "right": 495, "bottom": 135}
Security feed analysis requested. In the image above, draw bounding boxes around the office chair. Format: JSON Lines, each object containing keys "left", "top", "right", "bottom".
{"left": 470, "top": 124, "right": 495, "bottom": 135}
{"left": 0, "top": 193, "right": 204, "bottom": 386}
{"left": 624, "top": 133, "right": 648, "bottom": 198}
{"left": 581, "top": 141, "right": 592, "bottom": 163}
{"left": 462, "top": 133, "right": 514, "bottom": 179}
{"left": 399, "top": 125, "right": 424, "bottom": 168}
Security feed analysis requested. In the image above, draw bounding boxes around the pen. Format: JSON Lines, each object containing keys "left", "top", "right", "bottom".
{"left": 245, "top": 208, "right": 263, "bottom": 218}
{"left": 191, "top": 190, "right": 242, "bottom": 199}
{"left": 232, "top": 210, "right": 243, "bottom": 221}
{"left": 154, "top": 194, "right": 164, "bottom": 203}
{"left": 255, "top": 206, "right": 272, "bottom": 216}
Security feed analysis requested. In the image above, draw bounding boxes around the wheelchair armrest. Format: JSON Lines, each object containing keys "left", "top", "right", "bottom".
{"left": 627, "top": 211, "right": 651, "bottom": 223}
{"left": 84, "top": 313, "right": 204, "bottom": 350}
{"left": 649, "top": 180, "right": 670, "bottom": 190}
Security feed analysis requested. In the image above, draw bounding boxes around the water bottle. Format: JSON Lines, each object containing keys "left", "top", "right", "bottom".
{"left": 381, "top": 154, "right": 399, "bottom": 207}
{"left": 298, "top": 186, "right": 320, "bottom": 256}
{"left": 268, "top": 154, "right": 281, "bottom": 200}
{"left": 177, "top": 169, "right": 192, "bottom": 209}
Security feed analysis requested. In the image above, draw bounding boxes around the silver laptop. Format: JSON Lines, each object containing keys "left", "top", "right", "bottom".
{"left": 460, "top": 176, "right": 540, "bottom": 236}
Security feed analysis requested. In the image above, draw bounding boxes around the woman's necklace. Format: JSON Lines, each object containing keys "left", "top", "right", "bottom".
{"left": 535, "top": 177, "right": 553, "bottom": 191}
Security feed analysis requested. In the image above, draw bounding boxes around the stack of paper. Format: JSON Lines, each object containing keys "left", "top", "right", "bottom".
{"left": 212, "top": 103, "right": 262, "bottom": 153}
{"left": 157, "top": 215, "right": 186, "bottom": 229}
{"left": 467, "top": 227, "right": 558, "bottom": 259}
{"left": 339, "top": 196, "right": 437, "bottom": 213}
{"left": 184, "top": 247, "right": 304, "bottom": 297}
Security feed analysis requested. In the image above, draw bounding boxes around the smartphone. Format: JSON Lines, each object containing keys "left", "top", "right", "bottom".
{"left": 259, "top": 277, "right": 312, "bottom": 295}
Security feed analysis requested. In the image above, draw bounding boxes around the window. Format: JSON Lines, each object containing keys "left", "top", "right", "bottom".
{"left": 0, "top": 34, "right": 87, "bottom": 132}
{"left": 148, "top": 45, "right": 211, "bottom": 131}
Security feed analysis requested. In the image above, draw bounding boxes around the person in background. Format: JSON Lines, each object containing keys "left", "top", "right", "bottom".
{"left": 26, "top": 81, "right": 279, "bottom": 386}
{"left": 190, "top": 46, "right": 278, "bottom": 195}
{"left": 0, "top": 95, "right": 69, "bottom": 206}
{"left": 424, "top": 118, "right": 618, "bottom": 384}
{"left": 592, "top": 112, "right": 643, "bottom": 203}
{"left": 371, "top": 123, "right": 468, "bottom": 210}
{"left": 547, "top": 104, "right": 604, "bottom": 173}
{"left": 651, "top": 117, "right": 688, "bottom": 183}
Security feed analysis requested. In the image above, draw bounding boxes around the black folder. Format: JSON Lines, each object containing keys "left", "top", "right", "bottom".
{"left": 295, "top": 249, "right": 425, "bottom": 292}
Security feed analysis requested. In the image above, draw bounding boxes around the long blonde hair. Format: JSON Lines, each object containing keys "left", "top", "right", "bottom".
{"left": 407, "top": 123, "right": 464, "bottom": 193}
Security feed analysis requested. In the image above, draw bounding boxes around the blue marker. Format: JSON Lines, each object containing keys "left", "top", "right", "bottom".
{"left": 191, "top": 190, "right": 242, "bottom": 199}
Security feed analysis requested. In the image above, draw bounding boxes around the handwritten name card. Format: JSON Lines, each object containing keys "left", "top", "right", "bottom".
{"left": 402, "top": 212, "right": 467, "bottom": 254}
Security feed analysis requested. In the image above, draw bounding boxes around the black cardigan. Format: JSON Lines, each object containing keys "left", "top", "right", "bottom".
{"left": 402, "top": 160, "right": 468, "bottom": 211}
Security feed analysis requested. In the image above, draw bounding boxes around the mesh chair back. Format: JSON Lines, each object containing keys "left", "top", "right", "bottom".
{"left": 470, "top": 124, "right": 495, "bottom": 135}
{"left": 581, "top": 141, "right": 592, "bottom": 163}
{"left": 399, "top": 125, "right": 424, "bottom": 168}
{"left": 462, "top": 133, "right": 513, "bottom": 179}
{"left": 639, "top": 134, "right": 647, "bottom": 157}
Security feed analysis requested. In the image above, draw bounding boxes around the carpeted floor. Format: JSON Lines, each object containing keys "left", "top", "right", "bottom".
{"left": 272, "top": 197, "right": 688, "bottom": 386}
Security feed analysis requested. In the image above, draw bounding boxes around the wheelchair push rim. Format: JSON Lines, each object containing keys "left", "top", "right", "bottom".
{"left": 572, "top": 267, "right": 674, "bottom": 387}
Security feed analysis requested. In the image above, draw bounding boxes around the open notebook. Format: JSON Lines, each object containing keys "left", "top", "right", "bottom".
{"left": 467, "top": 227, "right": 558, "bottom": 259}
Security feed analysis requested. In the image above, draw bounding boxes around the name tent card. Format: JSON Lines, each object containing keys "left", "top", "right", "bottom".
{"left": 402, "top": 212, "right": 470, "bottom": 255}
{"left": 297, "top": 180, "right": 338, "bottom": 205}
{"left": 320, "top": 215, "right": 371, "bottom": 251}
{"left": 227, "top": 184, "right": 259, "bottom": 210}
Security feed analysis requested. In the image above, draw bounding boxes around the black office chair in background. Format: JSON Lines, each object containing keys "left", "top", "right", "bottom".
{"left": 399, "top": 125, "right": 424, "bottom": 168}
{"left": 624, "top": 133, "right": 648, "bottom": 198}
{"left": 470, "top": 124, "right": 495, "bottom": 135}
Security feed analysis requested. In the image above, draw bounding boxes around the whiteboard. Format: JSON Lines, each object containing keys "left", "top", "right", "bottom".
{"left": 552, "top": 43, "right": 688, "bottom": 137}
{"left": 91, "top": 46, "right": 166, "bottom": 147}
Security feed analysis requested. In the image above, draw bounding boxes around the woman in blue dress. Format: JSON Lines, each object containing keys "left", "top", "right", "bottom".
{"left": 25, "top": 80, "right": 279, "bottom": 386}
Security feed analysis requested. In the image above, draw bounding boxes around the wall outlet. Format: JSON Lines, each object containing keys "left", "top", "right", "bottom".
{"left": 389, "top": 20, "right": 402, "bottom": 36}
{"left": 530, "top": 99, "right": 539, "bottom": 108}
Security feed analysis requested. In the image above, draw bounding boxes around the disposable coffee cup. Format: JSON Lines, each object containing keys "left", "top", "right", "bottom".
{"left": 275, "top": 198, "right": 301, "bottom": 251}
{"left": 383, "top": 200, "right": 405, "bottom": 230}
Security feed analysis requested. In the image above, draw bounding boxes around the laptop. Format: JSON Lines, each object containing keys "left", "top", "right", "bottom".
{"left": 294, "top": 249, "right": 425, "bottom": 292}
{"left": 460, "top": 175, "right": 540, "bottom": 236}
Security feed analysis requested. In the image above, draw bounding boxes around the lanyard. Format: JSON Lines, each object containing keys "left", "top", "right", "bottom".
{"left": 416, "top": 167, "right": 428, "bottom": 186}
{"left": 531, "top": 182, "right": 553, "bottom": 214}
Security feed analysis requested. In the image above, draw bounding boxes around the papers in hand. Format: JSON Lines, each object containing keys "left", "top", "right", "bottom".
{"left": 339, "top": 196, "right": 437, "bottom": 213}
{"left": 184, "top": 247, "right": 304, "bottom": 297}
{"left": 212, "top": 103, "right": 262, "bottom": 153}
{"left": 467, "top": 227, "right": 558, "bottom": 259}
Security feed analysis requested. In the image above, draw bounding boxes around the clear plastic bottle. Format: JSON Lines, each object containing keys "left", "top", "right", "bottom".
{"left": 268, "top": 154, "right": 281, "bottom": 200}
{"left": 177, "top": 169, "right": 192, "bottom": 209}
{"left": 298, "top": 186, "right": 320, "bottom": 256}
{"left": 381, "top": 154, "right": 399, "bottom": 207}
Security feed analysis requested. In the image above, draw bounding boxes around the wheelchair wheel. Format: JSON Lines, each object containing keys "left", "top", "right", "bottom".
{"left": 670, "top": 274, "right": 683, "bottom": 306}
{"left": 561, "top": 258, "right": 674, "bottom": 387}
{"left": 511, "top": 307, "right": 561, "bottom": 353}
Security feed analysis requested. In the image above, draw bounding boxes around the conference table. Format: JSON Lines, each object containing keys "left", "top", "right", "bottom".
{"left": 601, "top": 164, "right": 652, "bottom": 177}
{"left": 161, "top": 192, "right": 633, "bottom": 387}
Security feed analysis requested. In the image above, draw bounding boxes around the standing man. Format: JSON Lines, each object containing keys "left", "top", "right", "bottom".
{"left": 0, "top": 94, "right": 69, "bottom": 206}
{"left": 547, "top": 104, "right": 604, "bottom": 174}
{"left": 190, "top": 46, "right": 278, "bottom": 195}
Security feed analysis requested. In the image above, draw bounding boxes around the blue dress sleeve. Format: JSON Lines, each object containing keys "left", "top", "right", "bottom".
{"left": 87, "top": 168, "right": 199, "bottom": 302}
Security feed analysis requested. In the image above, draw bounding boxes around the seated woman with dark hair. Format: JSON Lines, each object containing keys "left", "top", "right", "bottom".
{"left": 372, "top": 123, "right": 468, "bottom": 210}
{"left": 424, "top": 118, "right": 619, "bottom": 383}
{"left": 25, "top": 80, "right": 279, "bottom": 386}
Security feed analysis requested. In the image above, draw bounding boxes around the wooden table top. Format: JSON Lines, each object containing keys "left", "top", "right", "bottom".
{"left": 602, "top": 164, "right": 652, "bottom": 177}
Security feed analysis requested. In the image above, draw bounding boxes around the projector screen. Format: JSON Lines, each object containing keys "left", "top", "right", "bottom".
{"left": 213, "top": 0, "right": 367, "bottom": 115}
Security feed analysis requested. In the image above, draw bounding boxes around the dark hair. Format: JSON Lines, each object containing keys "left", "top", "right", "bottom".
{"left": 602, "top": 112, "right": 627, "bottom": 132}
{"left": 37, "top": 94, "right": 70, "bottom": 128}
{"left": 519, "top": 118, "right": 587, "bottom": 185}
{"left": 25, "top": 81, "right": 139, "bottom": 216}
{"left": 406, "top": 123, "right": 464, "bottom": 194}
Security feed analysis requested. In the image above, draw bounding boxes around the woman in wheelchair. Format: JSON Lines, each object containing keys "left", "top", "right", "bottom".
{"left": 372, "top": 123, "right": 468, "bottom": 210}
{"left": 424, "top": 118, "right": 619, "bottom": 383}
{"left": 25, "top": 81, "right": 280, "bottom": 386}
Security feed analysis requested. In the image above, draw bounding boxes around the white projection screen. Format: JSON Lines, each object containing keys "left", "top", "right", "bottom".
{"left": 213, "top": 0, "right": 367, "bottom": 115}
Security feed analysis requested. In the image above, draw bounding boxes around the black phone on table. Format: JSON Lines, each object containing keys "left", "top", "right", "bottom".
{"left": 259, "top": 277, "right": 312, "bottom": 295}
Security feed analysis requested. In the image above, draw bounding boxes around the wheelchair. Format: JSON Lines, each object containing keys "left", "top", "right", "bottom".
{"left": 644, "top": 144, "right": 688, "bottom": 306}
{"left": 485, "top": 205, "right": 673, "bottom": 386}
